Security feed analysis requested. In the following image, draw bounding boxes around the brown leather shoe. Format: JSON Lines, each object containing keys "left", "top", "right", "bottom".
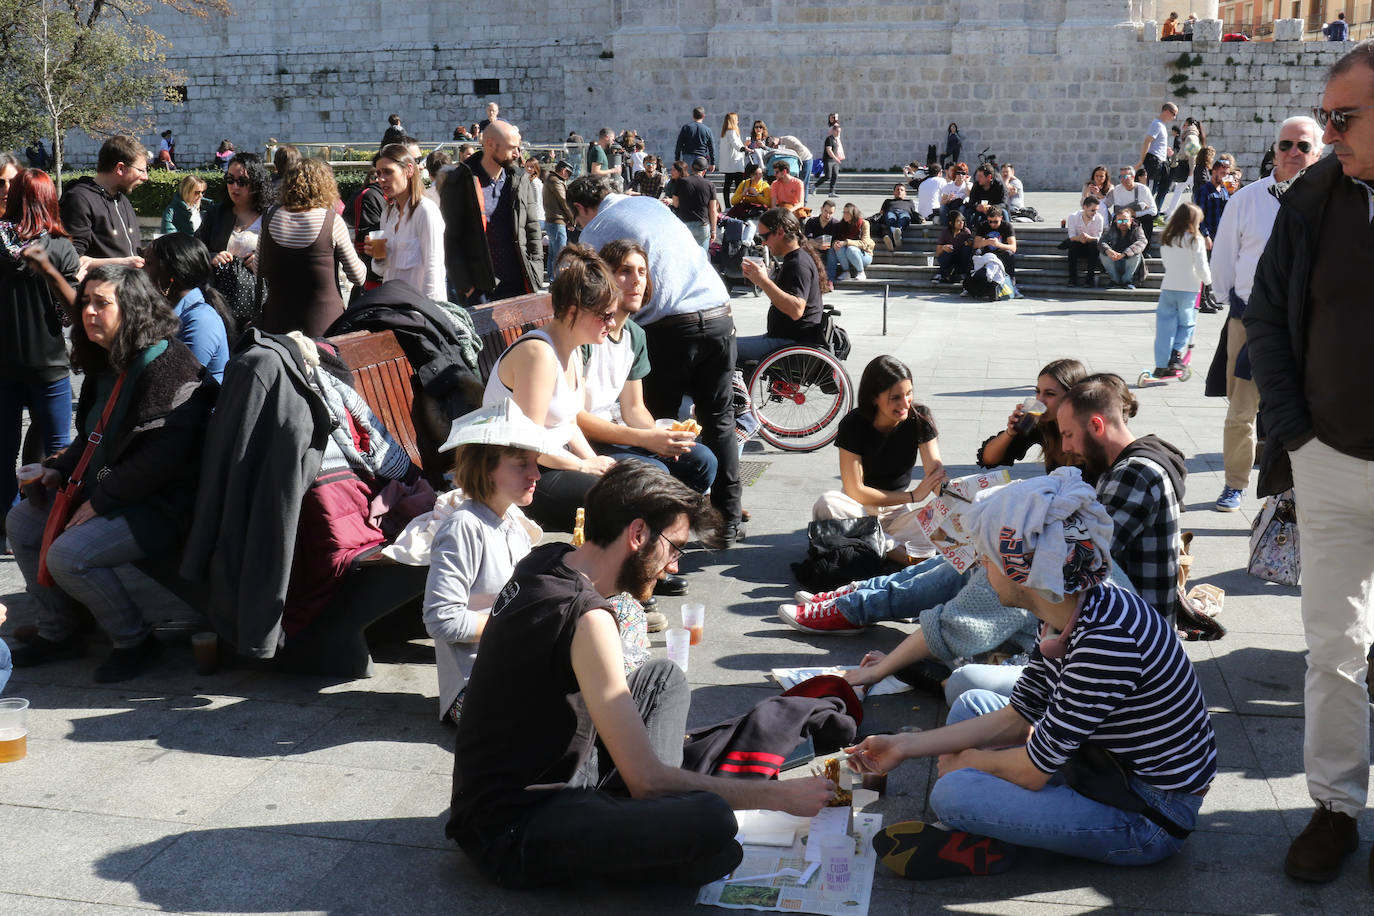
{"left": 1283, "top": 805, "right": 1359, "bottom": 883}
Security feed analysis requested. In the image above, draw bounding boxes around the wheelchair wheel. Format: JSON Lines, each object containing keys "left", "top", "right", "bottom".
{"left": 747, "top": 346, "right": 854, "bottom": 452}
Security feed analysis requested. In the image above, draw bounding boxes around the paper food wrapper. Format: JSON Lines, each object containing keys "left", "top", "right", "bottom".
{"left": 916, "top": 469, "right": 1011, "bottom": 573}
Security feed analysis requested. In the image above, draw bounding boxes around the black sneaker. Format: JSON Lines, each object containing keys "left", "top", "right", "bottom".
{"left": 93, "top": 635, "right": 163, "bottom": 683}
{"left": 10, "top": 633, "right": 86, "bottom": 667}
{"left": 654, "top": 574, "right": 689, "bottom": 597}
{"left": 873, "top": 821, "right": 1018, "bottom": 879}
{"left": 1167, "top": 350, "right": 1186, "bottom": 370}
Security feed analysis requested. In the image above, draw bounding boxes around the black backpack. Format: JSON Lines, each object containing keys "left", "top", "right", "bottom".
{"left": 791, "top": 517, "right": 887, "bottom": 592}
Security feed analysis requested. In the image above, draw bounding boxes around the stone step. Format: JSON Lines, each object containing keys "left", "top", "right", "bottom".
{"left": 866, "top": 260, "right": 1162, "bottom": 285}
{"left": 877, "top": 250, "right": 1165, "bottom": 271}
{"left": 840, "top": 275, "right": 1165, "bottom": 303}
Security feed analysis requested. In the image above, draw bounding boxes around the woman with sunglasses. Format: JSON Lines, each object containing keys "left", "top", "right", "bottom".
{"left": 196, "top": 153, "right": 274, "bottom": 330}
{"left": 481, "top": 245, "right": 617, "bottom": 532}
{"left": 365, "top": 143, "right": 446, "bottom": 301}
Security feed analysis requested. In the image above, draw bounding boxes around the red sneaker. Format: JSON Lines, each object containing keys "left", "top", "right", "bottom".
{"left": 793, "top": 582, "right": 858, "bottom": 605}
{"left": 778, "top": 600, "right": 865, "bottom": 636}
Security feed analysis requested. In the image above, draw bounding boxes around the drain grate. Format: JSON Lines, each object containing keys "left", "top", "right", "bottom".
{"left": 739, "top": 459, "right": 771, "bottom": 487}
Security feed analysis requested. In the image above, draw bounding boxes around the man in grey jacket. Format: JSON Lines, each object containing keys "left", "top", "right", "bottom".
{"left": 440, "top": 120, "right": 543, "bottom": 305}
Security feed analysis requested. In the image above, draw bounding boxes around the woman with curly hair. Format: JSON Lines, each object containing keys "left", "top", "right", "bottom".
{"left": 256, "top": 157, "right": 365, "bottom": 336}
{"left": 7, "top": 265, "right": 215, "bottom": 683}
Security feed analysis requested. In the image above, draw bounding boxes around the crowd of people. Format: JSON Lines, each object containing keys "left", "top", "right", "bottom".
{"left": 1, "top": 38, "right": 1373, "bottom": 896}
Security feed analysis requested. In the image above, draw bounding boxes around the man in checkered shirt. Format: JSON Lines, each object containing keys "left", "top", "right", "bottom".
{"left": 1055, "top": 374, "right": 1187, "bottom": 623}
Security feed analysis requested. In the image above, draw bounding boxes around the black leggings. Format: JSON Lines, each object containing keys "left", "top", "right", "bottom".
{"left": 722, "top": 172, "right": 744, "bottom": 202}
{"left": 527, "top": 467, "right": 601, "bottom": 533}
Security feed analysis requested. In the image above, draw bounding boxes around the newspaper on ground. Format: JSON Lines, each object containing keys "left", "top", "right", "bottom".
{"left": 770, "top": 666, "right": 910, "bottom": 697}
{"left": 915, "top": 469, "right": 1012, "bottom": 573}
{"left": 696, "top": 809, "right": 883, "bottom": 915}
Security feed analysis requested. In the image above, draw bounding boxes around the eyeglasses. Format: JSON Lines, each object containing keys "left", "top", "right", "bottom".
{"left": 757, "top": 228, "right": 774, "bottom": 242}
{"left": 226, "top": 176, "right": 252, "bottom": 187}
{"left": 1313, "top": 104, "right": 1374, "bottom": 134}
{"left": 1276, "top": 139, "right": 1315, "bottom": 153}
{"left": 590, "top": 308, "right": 616, "bottom": 324}
{"left": 655, "top": 531, "right": 685, "bottom": 564}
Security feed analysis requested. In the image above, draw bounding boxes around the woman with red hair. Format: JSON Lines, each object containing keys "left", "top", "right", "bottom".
{"left": 0, "top": 168, "right": 79, "bottom": 526}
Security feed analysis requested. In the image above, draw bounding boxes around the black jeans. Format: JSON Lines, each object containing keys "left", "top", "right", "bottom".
{"left": 1066, "top": 240, "right": 1101, "bottom": 283}
{"left": 641, "top": 312, "right": 741, "bottom": 526}
{"left": 527, "top": 467, "right": 601, "bottom": 533}
{"left": 722, "top": 172, "right": 744, "bottom": 202}
{"left": 463, "top": 660, "right": 742, "bottom": 889}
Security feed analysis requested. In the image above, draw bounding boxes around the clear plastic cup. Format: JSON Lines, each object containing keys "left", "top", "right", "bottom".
{"left": 681, "top": 602, "right": 704, "bottom": 645}
{"left": 665, "top": 627, "right": 690, "bottom": 673}
{"left": 819, "top": 834, "right": 855, "bottom": 899}
{"left": 1015, "top": 398, "right": 1047, "bottom": 435}
{"left": 0, "top": 698, "right": 30, "bottom": 763}
{"left": 192, "top": 631, "right": 218, "bottom": 676}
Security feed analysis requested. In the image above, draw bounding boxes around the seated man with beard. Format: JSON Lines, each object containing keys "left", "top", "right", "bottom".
{"left": 446, "top": 462, "right": 832, "bottom": 889}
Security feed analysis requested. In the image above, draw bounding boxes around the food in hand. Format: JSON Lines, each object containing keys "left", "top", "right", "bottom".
{"left": 571, "top": 507, "right": 585, "bottom": 547}
{"left": 670, "top": 419, "right": 702, "bottom": 436}
{"left": 823, "top": 756, "right": 853, "bottom": 807}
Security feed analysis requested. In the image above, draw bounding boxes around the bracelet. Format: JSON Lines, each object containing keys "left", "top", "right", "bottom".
{"left": 909, "top": 490, "right": 916, "bottom": 504}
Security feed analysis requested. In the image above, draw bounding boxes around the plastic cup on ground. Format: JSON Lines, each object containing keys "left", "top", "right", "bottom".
{"left": 191, "top": 631, "right": 219, "bottom": 675}
{"left": 17, "top": 463, "right": 44, "bottom": 485}
{"left": 681, "top": 602, "right": 705, "bottom": 645}
{"left": 0, "top": 698, "right": 30, "bottom": 763}
{"left": 819, "top": 834, "right": 855, "bottom": 899}
{"left": 903, "top": 540, "right": 927, "bottom": 566}
{"left": 925, "top": 254, "right": 935, "bottom": 267}
{"left": 1014, "top": 398, "right": 1047, "bottom": 435}
{"left": 861, "top": 772, "right": 888, "bottom": 795}
{"left": 665, "top": 627, "right": 690, "bottom": 673}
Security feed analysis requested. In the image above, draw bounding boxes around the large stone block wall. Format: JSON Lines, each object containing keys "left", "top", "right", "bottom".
{"left": 57, "top": 3, "right": 1349, "bottom": 191}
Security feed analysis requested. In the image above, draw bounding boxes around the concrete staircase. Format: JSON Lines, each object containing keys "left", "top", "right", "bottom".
{"left": 852, "top": 222, "right": 1165, "bottom": 303}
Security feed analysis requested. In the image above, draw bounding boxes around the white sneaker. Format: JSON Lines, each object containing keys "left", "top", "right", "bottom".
{"left": 853, "top": 271, "right": 867, "bottom": 281}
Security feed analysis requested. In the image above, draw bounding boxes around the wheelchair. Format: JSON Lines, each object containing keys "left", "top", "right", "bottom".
{"left": 738, "top": 305, "right": 854, "bottom": 452}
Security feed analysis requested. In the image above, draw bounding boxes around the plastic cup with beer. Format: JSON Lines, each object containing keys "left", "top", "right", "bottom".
{"left": 1014, "top": 398, "right": 1047, "bottom": 435}
{"left": 0, "top": 698, "right": 30, "bottom": 763}
{"left": 368, "top": 229, "right": 388, "bottom": 260}
{"left": 192, "top": 631, "right": 219, "bottom": 676}
{"left": 681, "top": 602, "right": 705, "bottom": 645}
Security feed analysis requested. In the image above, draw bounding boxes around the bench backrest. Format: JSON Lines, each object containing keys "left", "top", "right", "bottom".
{"left": 327, "top": 329, "right": 423, "bottom": 468}
{"left": 468, "top": 292, "right": 555, "bottom": 381}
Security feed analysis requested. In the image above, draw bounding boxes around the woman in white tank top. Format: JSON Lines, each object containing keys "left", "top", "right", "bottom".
{"left": 481, "top": 245, "right": 620, "bottom": 530}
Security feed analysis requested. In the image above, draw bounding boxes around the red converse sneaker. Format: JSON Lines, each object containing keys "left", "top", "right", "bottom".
{"left": 778, "top": 600, "right": 865, "bottom": 635}
{"left": 793, "top": 582, "right": 859, "bottom": 605}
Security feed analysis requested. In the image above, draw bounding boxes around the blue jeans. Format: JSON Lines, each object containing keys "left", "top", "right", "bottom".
{"left": 685, "top": 220, "right": 711, "bottom": 254}
{"left": 937, "top": 246, "right": 974, "bottom": 278}
{"left": 545, "top": 221, "right": 568, "bottom": 282}
{"left": 0, "top": 638, "right": 11, "bottom": 694}
{"left": 833, "top": 556, "right": 968, "bottom": 626}
{"left": 832, "top": 245, "right": 872, "bottom": 278}
{"left": 943, "top": 664, "right": 1025, "bottom": 705}
{"left": 595, "top": 442, "right": 718, "bottom": 493}
{"left": 884, "top": 212, "right": 913, "bottom": 236}
{"left": 0, "top": 376, "right": 73, "bottom": 513}
{"left": 735, "top": 334, "right": 799, "bottom": 366}
{"left": 1154, "top": 288, "right": 1197, "bottom": 367}
{"left": 931, "top": 690, "right": 1202, "bottom": 865}
{"left": 799, "top": 158, "right": 814, "bottom": 201}
{"left": 1099, "top": 252, "right": 1141, "bottom": 286}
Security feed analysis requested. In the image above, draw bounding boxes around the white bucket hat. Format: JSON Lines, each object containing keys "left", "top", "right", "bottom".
{"left": 439, "top": 398, "right": 573, "bottom": 455}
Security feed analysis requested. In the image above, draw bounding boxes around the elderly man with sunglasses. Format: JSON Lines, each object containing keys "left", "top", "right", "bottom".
{"left": 1245, "top": 41, "right": 1374, "bottom": 885}
{"left": 1203, "top": 117, "right": 1323, "bottom": 514}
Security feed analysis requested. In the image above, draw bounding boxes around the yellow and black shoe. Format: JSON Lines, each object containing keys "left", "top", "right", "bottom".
{"left": 872, "top": 821, "right": 1018, "bottom": 880}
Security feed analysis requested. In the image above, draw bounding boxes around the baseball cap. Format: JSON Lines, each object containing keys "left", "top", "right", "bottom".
{"left": 691, "top": 156, "right": 709, "bottom": 172}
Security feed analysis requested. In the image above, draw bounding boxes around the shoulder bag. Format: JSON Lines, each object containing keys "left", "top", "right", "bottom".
{"left": 1247, "top": 488, "right": 1300, "bottom": 586}
{"left": 37, "top": 374, "right": 127, "bottom": 587}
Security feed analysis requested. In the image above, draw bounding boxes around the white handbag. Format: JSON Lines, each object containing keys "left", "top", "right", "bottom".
{"left": 1248, "top": 489, "right": 1300, "bottom": 587}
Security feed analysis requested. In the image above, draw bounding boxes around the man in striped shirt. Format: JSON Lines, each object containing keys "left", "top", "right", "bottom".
{"left": 847, "top": 468, "right": 1216, "bottom": 879}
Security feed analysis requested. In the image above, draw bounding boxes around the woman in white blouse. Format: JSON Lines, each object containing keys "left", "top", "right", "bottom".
{"left": 720, "top": 111, "right": 748, "bottom": 202}
{"left": 367, "top": 143, "right": 447, "bottom": 301}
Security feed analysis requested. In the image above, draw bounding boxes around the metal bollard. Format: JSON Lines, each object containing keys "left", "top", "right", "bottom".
{"left": 882, "top": 284, "right": 889, "bottom": 335}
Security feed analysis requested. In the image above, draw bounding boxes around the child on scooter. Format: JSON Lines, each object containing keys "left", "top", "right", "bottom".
{"left": 1151, "top": 203, "right": 1211, "bottom": 378}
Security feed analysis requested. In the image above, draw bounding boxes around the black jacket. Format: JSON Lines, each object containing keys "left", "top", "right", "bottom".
{"left": 1243, "top": 155, "right": 1342, "bottom": 496}
{"left": 50, "top": 338, "right": 216, "bottom": 534}
{"left": 181, "top": 329, "right": 334, "bottom": 656}
{"left": 195, "top": 199, "right": 241, "bottom": 255}
{"left": 682, "top": 695, "right": 857, "bottom": 778}
{"left": 58, "top": 177, "right": 140, "bottom": 259}
{"left": 439, "top": 151, "right": 543, "bottom": 297}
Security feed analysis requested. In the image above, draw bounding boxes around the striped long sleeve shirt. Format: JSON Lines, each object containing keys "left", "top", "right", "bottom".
{"left": 1009, "top": 582, "right": 1217, "bottom": 795}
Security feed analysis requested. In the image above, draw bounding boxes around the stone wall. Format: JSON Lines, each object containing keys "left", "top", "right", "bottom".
{"left": 57, "top": 3, "right": 1349, "bottom": 191}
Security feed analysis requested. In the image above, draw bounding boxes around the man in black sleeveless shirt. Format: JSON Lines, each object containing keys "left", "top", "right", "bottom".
{"left": 447, "top": 463, "right": 831, "bottom": 888}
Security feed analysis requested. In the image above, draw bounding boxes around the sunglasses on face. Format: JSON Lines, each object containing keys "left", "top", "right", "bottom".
{"left": 1314, "top": 104, "right": 1374, "bottom": 134}
{"left": 226, "top": 176, "right": 252, "bottom": 187}
{"left": 1277, "top": 139, "right": 1314, "bottom": 153}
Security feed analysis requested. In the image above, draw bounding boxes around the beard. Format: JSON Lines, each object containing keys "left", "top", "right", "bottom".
{"left": 1076, "top": 435, "right": 1111, "bottom": 483}
{"left": 615, "top": 540, "right": 663, "bottom": 602}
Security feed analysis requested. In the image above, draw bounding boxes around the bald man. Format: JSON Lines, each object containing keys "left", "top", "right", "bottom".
{"left": 440, "top": 119, "right": 544, "bottom": 304}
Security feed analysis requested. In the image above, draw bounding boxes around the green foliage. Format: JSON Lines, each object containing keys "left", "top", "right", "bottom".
{"left": 62, "top": 167, "right": 369, "bottom": 219}
{"left": 1172, "top": 85, "right": 1199, "bottom": 99}
{"left": 1170, "top": 52, "right": 1203, "bottom": 69}
{"left": 1168, "top": 73, "right": 1190, "bottom": 84}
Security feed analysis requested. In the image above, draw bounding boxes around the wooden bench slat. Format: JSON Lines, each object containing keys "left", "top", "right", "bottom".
{"left": 328, "top": 329, "right": 423, "bottom": 468}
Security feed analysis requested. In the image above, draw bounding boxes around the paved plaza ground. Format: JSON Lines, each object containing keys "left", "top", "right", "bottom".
{"left": 1, "top": 191, "right": 1371, "bottom": 914}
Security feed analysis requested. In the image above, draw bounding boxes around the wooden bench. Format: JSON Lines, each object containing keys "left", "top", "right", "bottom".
{"left": 274, "top": 298, "right": 553, "bottom": 676}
